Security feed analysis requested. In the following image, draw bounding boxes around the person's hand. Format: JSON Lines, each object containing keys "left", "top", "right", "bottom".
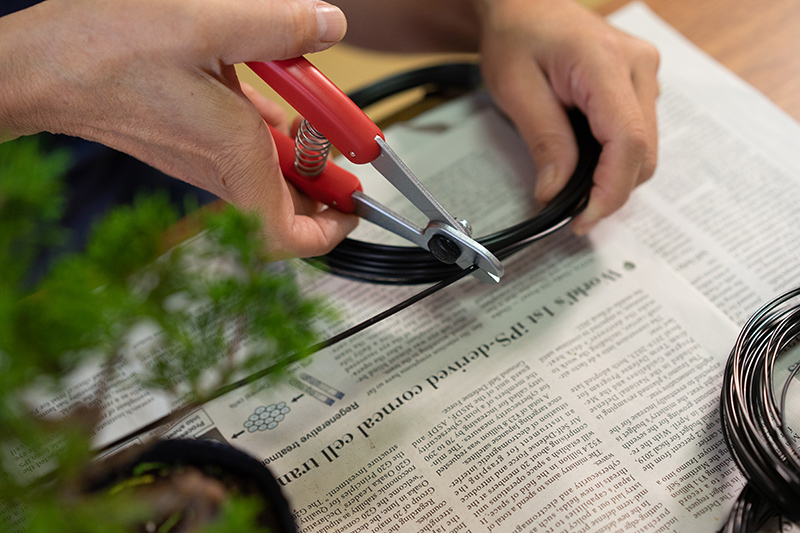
{"left": 474, "top": 0, "right": 659, "bottom": 235}
{"left": 0, "top": 0, "right": 358, "bottom": 258}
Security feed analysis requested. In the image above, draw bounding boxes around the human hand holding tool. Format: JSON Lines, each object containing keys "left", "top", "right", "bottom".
{"left": 0, "top": 0, "right": 357, "bottom": 260}
{"left": 334, "top": 0, "right": 659, "bottom": 236}
{"left": 248, "top": 58, "right": 505, "bottom": 283}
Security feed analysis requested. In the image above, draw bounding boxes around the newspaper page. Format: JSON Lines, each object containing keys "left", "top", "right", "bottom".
{"left": 605, "top": 4, "right": 800, "bottom": 325}
{"left": 155, "top": 4, "right": 800, "bottom": 532}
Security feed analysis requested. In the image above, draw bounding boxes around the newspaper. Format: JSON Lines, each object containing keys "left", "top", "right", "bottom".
{"left": 194, "top": 4, "right": 800, "bottom": 531}
{"left": 13, "top": 3, "right": 800, "bottom": 531}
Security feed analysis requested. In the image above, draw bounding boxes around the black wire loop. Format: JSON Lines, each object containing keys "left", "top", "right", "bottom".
{"left": 306, "top": 63, "right": 600, "bottom": 284}
{"left": 721, "top": 286, "right": 800, "bottom": 531}
{"left": 98, "top": 63, "right": 600, "bottom": 452}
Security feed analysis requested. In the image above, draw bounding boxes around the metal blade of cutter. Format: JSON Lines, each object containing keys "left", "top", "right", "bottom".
{"left": 359, "top": 136, "right": 504, "bottom": 283}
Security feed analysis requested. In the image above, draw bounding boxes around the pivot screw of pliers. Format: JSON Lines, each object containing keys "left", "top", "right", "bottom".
{"left": 429, "top": 235, "right": 461, "bottom": 265}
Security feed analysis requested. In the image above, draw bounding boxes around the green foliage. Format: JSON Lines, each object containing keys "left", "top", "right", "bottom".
{"left": 138, "top": 206, "right": 325, "bottom": 402}
{"left": 0, "top": 135, "right": 325, "bottom": 531}
{"left": 199, "top": 496, "right": 272, "bottom": 533}
{"left": 21, "top": 491, "right": 150, "bottom": 533}
{"left": 0, "top": 137, "right": 67, "bottom": 286}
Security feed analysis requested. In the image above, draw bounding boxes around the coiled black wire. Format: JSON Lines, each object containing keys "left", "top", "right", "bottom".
{"left": 721, "top": 285, "right": 800, "bottom": 532}
{"left": 307, "top": 63, "right": 600, "bottom": 284}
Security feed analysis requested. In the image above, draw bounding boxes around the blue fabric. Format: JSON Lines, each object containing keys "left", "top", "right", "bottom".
{"left": 29, "top": 134, "right": 218, "bottom": 282}
{"left": 1, "top": 0, "right": 41, "bottom": 17}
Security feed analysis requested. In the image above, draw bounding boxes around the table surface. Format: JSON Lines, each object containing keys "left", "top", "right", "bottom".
{"left": 600, "top": 0, "right": 800, "bottom": 121}
{"left": 242, "top": 0, "right": 800, "bottom": 125}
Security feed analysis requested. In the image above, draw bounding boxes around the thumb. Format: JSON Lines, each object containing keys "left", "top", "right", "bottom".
{"left": 215, "top": 0, "right": 348, "bottom": 63}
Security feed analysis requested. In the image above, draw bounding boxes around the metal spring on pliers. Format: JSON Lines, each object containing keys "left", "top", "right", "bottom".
{"left": 294, "top": 119, "right": 331, "bottom": 177}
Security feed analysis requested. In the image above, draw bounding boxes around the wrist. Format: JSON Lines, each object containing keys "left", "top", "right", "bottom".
{"left": 335, "top": 0, "right": 483, "bottom": 53}
{"left": 0, "top": 6, "right": 58, "bottom": 141}
{"left": 469, "top": 0, "right": 565, "bottom": 36}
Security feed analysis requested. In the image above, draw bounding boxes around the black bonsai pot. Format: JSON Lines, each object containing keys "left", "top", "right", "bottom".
{"left": 83, "top": 438, "right": 297, "bottom": 533}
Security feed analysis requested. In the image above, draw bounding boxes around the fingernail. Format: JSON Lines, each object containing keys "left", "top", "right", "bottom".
{"left": 572, "top": 219, "right": 597, "bottom": 236}
{"left": 572, "top": 208, "right": 599, "bottom": 236}
{"left": 316, "top": 4, "right": 347, "bottom": 43}
{"left": 535, "top": 165, "right": 558, "bottom": 202}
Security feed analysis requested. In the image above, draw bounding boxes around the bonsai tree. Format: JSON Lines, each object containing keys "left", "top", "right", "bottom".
{"left": 0, "top": 136, "right": 324, "bottom": 532}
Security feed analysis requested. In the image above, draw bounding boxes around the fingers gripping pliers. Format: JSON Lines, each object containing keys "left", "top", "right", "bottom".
{"left": 247, "top": 58, "right": 504, "bottom": 283}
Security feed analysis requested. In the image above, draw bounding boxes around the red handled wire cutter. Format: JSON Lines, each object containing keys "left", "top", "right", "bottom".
{"left": 247, "top": 58, "right": 504, "bottom": 283}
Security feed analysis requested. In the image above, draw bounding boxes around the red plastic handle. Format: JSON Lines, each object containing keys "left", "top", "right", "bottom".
{"left": 268, "top": 124, "right": 362, "bottom": 213}
{"left": 248, "top": 58, "right": 383, "bottom": 165}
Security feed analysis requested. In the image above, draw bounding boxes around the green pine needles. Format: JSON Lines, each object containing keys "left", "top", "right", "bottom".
{"left": 0, "top": 135, "right": 326, "bottom": 532}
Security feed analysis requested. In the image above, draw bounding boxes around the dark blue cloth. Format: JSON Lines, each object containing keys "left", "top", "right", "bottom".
{"left": 1, "top": 0, "right": 42, "bottom": 16}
